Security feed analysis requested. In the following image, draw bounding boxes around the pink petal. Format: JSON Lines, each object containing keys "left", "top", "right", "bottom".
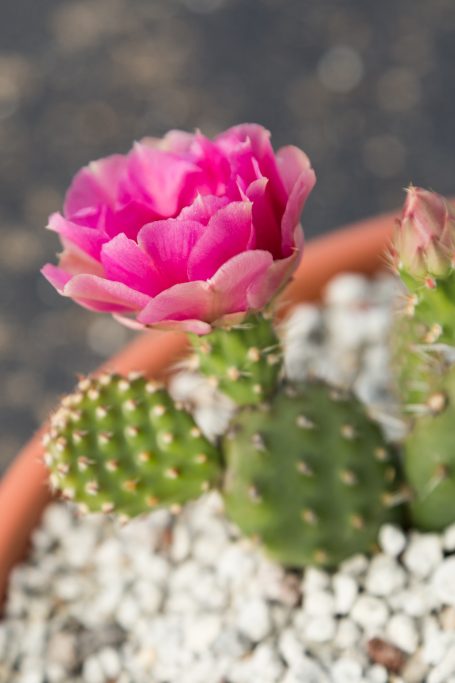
{"left": 63, "top": 274, "right": 150, "bottom": 313}
{"left": 247, "top": 244, "right": 302, "bottom": 309}
{"left": 41, "top": 264, "right": 72, "bottom": 292}
{"left": 246, "top": 177, "right": 282, "bottom": 257}
{"left": 48, "top": 213, "right": 107, "bottom": 261}
{"left": 138, "top": 219, "right": 205, "bottom": 286}
{"left": 178, "top": 195, "right": 229, "bottom": 225}
{"left": 122, "top": 143, "right": 203, "bottom": 217}
{"left": 137, "top": 281, "right": 214, "bottom": 330}
{"left": 188, "top": 202, "right": 255, "bottom": 280}
{"left": 281, "top": 168, "right": 316, "bottom": 256}
{"left": 100, "top": 233, "right": 167, "bottom": 296}
{"left": 58, "top": 239, "right": 104, "bottom": 277}
{"left": 276, "top": 145, "right": 314, "bottom": 194}
{"left": 104, "top": 199, "right": 159, "bottom": 241}
{"left": 209, "top": 250, "right": 273, "bottom": 314}
{"left": 64, "top": 155, "right": 127, "bottom": 218}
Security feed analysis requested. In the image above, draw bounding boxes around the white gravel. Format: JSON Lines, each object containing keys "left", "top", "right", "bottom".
{"left": 2, "top": 272, "right": 455, "bottom": 683}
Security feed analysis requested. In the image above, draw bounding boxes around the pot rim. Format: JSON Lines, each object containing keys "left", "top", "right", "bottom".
{"left": 0, "top": 211, "right": 395, "bottom": 605}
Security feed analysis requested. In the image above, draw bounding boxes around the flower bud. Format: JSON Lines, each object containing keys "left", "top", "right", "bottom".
{"left": 392, "top": 186, "right": 455, "bottom": 280}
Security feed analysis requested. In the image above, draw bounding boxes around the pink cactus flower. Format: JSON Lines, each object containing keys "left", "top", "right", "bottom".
{"left": 392, "top": 186, "right": 455, "bottom": 281}
{"left": 42, "top": 124, "right": 316, "bottom": 334}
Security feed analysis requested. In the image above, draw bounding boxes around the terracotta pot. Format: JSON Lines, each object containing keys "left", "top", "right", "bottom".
{"left": 0, "top": 211, "right": 395, "bottom": 605}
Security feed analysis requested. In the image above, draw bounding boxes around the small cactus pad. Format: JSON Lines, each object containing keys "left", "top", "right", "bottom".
{"left": 189, "top": 313, "right": 281, "bottom": 405}
{"left": 405, "top": 365, "right": 455, "bottom": 530}
{"left": 222, "top": 382, "right": 404, "bottom": 568}
{"left": 43, "top": 373, "right": 222, "bottom": 517}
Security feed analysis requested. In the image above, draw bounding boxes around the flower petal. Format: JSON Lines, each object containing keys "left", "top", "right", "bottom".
{"left": 41, "top": 264, "right": 72, "bottom": 292}
{"left": 209, "top": 250, "right": 273, "bottom": 314}
{"left": 246, "top": 177, "right": 282, "bottom": 257}
{"left": 276, "top": 146, "right": 314, "bottom": 194}
{"left": 178, "top": 195, "right": 229, "bottom": 225}
{"left": 188, "top": 202, "right": 255, "bottom": 280}
{"left": 281, "top": 167, "right": 316, "bottom": 256}
{"left": 137, "top": 280, "right": 213, "bottom": 331}
{"left": 138, "top": 219, "right": 206, "bottom": 286}
{"left": 48, "top": 213, "right": 107, "bottom": 261}
{"left": 63, "top": 274, "right": 150, "bottom": 312}
{"left": 100, "top": 233, "right": 167, "bottom": 296}
{"left": 64, "top": 155, "right": 127, "bottom": 218}
{"left": 247, "top": 239, "right": 302, "bottom": 309}
{"left": 122, "top": 143, "right": 203, "bottom": 217}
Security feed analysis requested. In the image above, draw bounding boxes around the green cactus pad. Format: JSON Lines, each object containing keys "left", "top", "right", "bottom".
{"left": 405, "top": 364, "right": 455, "bottom": 530}
{"left": 222, "top": 382, "right": 404, "bottom": 568}
{"left": 189, "top": 312, "right": 281, "bottom": 405}
{"left": 44, "top": 372, "right": 222, "bottom": 517}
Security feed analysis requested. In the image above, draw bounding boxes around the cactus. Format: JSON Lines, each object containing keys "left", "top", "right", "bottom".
{"left": 189, "top": 312, "right": 281, "bottom": 405}
{"left": 43, "top": 372, "right": 222, "bottom": 518}
{"left": 391, "top": 187, "right": 455, "bottom": 406}
{"left": 222, "top": 381, "right": 404, "bottom": 568}
{"left": 404, "top": 364, "right": 455, "bottom": 530}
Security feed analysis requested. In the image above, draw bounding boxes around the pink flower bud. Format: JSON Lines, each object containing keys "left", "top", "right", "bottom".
{"left": 392, "top": 186, "right": 455, "bottom": 280}
{"left": 42, "top": 125, "right": 315, "bottom": 334}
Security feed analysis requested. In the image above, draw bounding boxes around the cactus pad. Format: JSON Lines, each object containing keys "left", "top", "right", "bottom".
{"left": 405, "top": 364, "right": 455, "bottom": 530}
{"left": 44, "top": 372, "right": 222, "bottom": 517}
{"left": 222, "top": 382, "right": 404, "bottom": 568}
{"left": 189, "top": 312, "right": 281, "bottom": 405}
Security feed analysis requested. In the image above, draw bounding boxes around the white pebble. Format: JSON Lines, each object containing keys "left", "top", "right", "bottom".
{"left": 331, "top": 657, "right": 364, "bottom": 683}
{"left": 379, "top": 524, "right": 407, "bottom": 557}
{"left": 279, "top": 628, "right": 306, "bottom": 667}
{"left": 428, "top": 646, "right": 455, "bottom": 683}
{"left": 282, "top": 657, "right": 330, "bottom": 683}
{"left": 432, "top": 558, "right": 455, "bottom": 607}
{"left": 366, "top": 664, "right": 388, "bottom": 683}
{"left": 334, "top": 619, "right": 361, "bottom": 649}
{"left": 303, "top": 567, "right": 331, "bottom": 592}
{"left": 339, "top": 554, "right": 369, "bottom": 577}
{"left": 443, "top": 524, "right": 455, "bottom": 552}
{"left": 333, "top": 574, "right": 358, "bottom": 615}
{"left": 82, "top": 656, "right": 105, "bottom": 683}
{"left": 365, "top": 554, "right": 406, "bottom": 596}
{"left": 184, "top": 614, "right": 221, "bottom": 653}
{"left": 304, "top": 589, "right": 335, "bottom": 616}
{"left": 98, "top": 648, "right": 121, "bottom": 679}
{"left": 324, "top": 273, "right": 370, "bottom": 306}
{"left": 303, "top": 615, "right": 337, "bottom": 643}
{"left": 386, "top": 613, "right": 419, "bottom": 654}
{"left": 403, "top": 534, "right": 443, "bottom": 579}
{"left": 351, "top": 595, "right": 389, "bottom": 630}
{"left": 236, "top": 598, "right": 272, "bottom": 642}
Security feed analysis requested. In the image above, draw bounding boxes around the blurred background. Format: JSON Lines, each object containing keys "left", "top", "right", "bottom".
{"left": 0, "top": 0, "right": 454, "bottom": 473}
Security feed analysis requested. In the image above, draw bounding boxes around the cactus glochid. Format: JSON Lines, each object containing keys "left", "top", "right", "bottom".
{"left": 44, "top": 372, "right": 222, "bottom": 518}
{"left": 222, "top": 382, "right": 404, "bottom": 568}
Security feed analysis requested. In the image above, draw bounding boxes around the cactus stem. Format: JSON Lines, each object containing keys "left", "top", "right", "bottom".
{"left": 122, "top": 479, "right": 138, "bottom": 492}
{"left": 374, "top": 447, "right": 389, "bottom": 462}
{"left": 248, "top": 485, "right": 262, "bottom": 503}
{"left": 88, "top": 388, "right": 100, "bottom": 401}
{"left": 227, "top": 367, "right": 241, "bottom": 381}
{"left": 424, "top": 323, "right": 443, "bottom": 344}
{"left": 77, "top": 503, "right": 90, "bottom": 515}
{"left": 251, "top": 433, "right": 266, "bottom": 451}
{"left": 427, "top": 392, "right": 448, "bottom": 414}
{"left": 253, "top": 384, "right": 263, "bottom": 395}
{"left": 425, "top": 276, "right": 437, "bottom": 289}
{"left": 165, "top": 467, "right": 179, "bottom": 479}
{"left": 161, "top": 432, "right": 174, "bottom": 445}
{"left": 340, "top": 424, "right": 356, "bottom": 440}
{"left": 127, "top": 371, "right": 143, "bottom": 380}
{"left": 296, "top": 460, "right": 313, "bottom": 476}
{"left": 118, "top": 379, "right": 130, "bottom": 392}
{"left": 85, "top": 481, "right": 99, "bottom": 496}
{"left": 190, "top": 426, "right": 201, "bottom": 438}
{"left": 55, "top": 437, "right": 67, "bottom": 453}
{"left": 207, "top": 376, "right": 219, "bottom": 388}
{"left": 105, "top": 459, "right": 119, "bottom": 472}
{"left": 301, "top": 508, "right": 318, "bottom": 525}
{"left": 266, "top": 353, "right": 280, "bottom": 366}
{"left": 96, "top": 406, "right": 109, "bottom": 419}
{"left": 98, "top": 373, "right": 113, "bottom": 385}
{"left": 382, "top": 487, "right": 412, "bottom": 507}
{"left": 151, "top": 404, "right": 166, "bottom": 417}
{"left": 340, "top": 469, "right": 357, "bottom": 486}
{"left": 146, "top": 496, "right": 160, "bottom": 508}
{"left": 125, "top": 426, "right": 139, "bottom": 438}
{"left": 350, "top": 514, "right": 365, "bottom": 530}
{"left": 137, "top": 451, "right": 151, "bottom": 463}
{"left": 314, "top": 549, "right": 328, "bottom": 565}
{"left": 77, "top": 378, "right": 91, "bottom": 392}
{"left": 247, "top": 347, "right": 261, "bottom": 362}
{"left": 124, "top": 399, "right": 138, "bottom": 412}
{"left": 99, "top": 431, "right": 114, "bottom": 444}
{"left": 57, "top": 463, "right": 69, "bottom": 476}
{"left": 77, "top": 456, "right": 93, "bottom": 472}
{"left": 385, "top": 466, "right": 397, "bottom": 482}
{"left": 73, "top": 430, "right": 87, "bottom": 444}
{"left": 101, "top": 502, "right": 115, "bottom": 513}
{"left": 194, "top": 453, "right": 208, "bottom": 464}
{"left": 201, "top": 481, "right": 210, "bottom": 492}
{"left": 145, "top": 381, "right": 160, "bottom": 394}
{"left": 62, "top": 488, "right": 75, "bottom": 500}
